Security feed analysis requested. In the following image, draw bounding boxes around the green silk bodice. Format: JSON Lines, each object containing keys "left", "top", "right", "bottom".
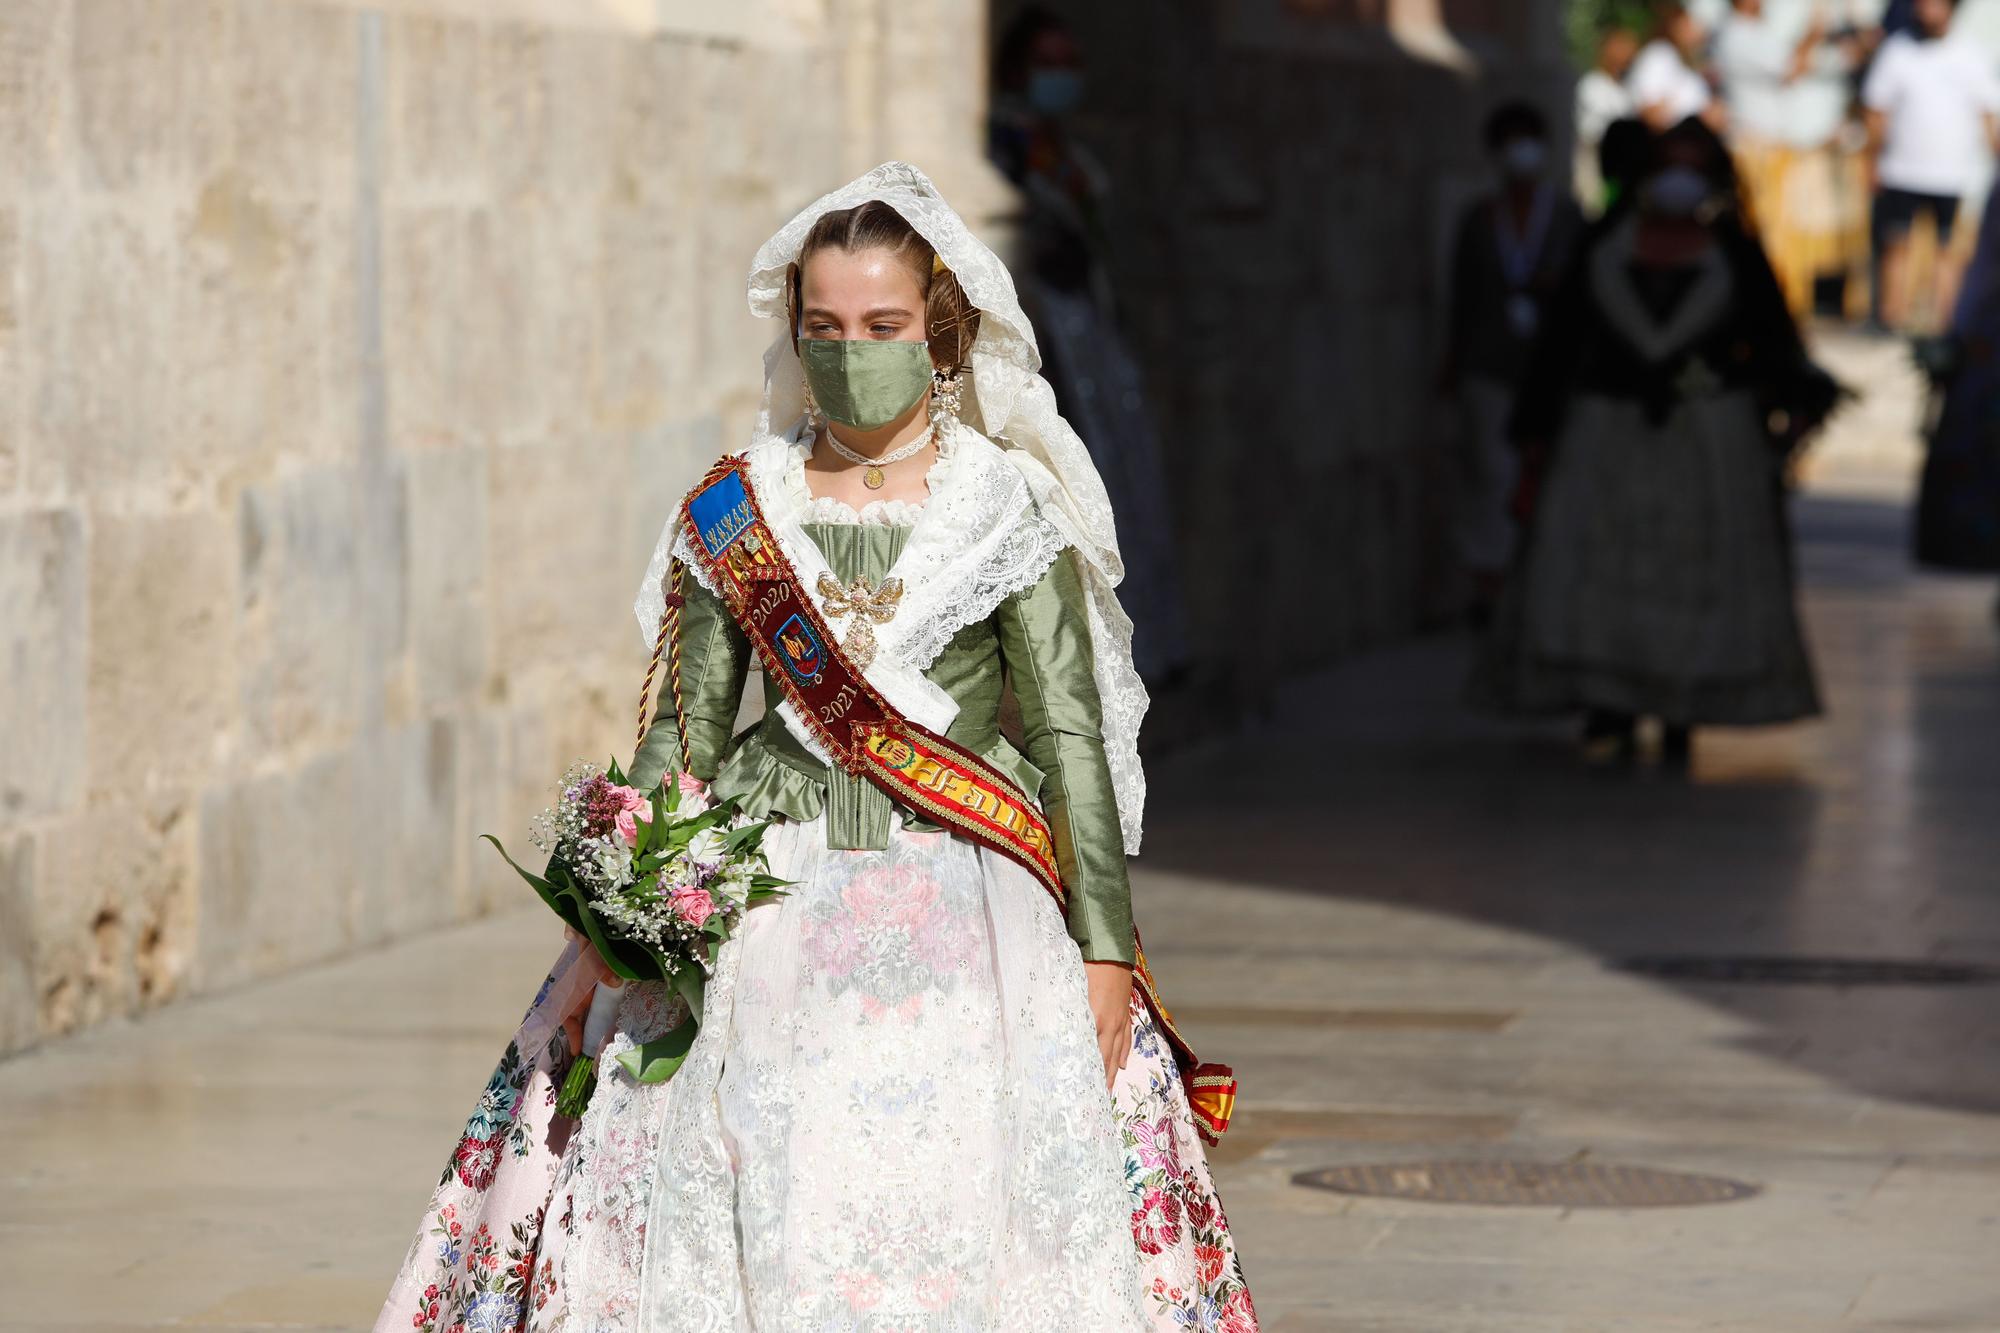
{"left": 629, "top": 522, "right": 1135, "bottom": 966}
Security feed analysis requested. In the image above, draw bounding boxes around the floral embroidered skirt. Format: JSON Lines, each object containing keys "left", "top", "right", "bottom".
{"left": 373, "top": 814, "right": 1257, "bottom": 1332}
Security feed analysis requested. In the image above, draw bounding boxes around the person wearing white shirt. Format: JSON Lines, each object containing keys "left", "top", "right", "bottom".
{"left": 1784, "top": 13, "right": 1871, "bottom": 316}
{"left": 1863, "top": 0, "right": 2000, "bottom": 329}
{"left": 1714, "top": 0, "right": 1838, "bottom": 311}
{"left": 1577, "top": 28, "right": 1640, "bottom": 206}
{"left": 1714, "top": 0, "right": 1815, "bottom": 142}
{"left": 1788, "top": 11, "right": 1868, "bottom": 152}
{"left": 1628, "top": 3, "right": 1720, "bottom": 130}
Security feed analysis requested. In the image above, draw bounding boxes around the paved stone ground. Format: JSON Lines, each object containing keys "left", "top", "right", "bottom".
{"left": 4, "top": 348, "right": 1998, "bottom": 1330}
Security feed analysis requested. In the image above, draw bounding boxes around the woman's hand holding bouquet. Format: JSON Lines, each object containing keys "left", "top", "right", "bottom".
{"left": 484, "top": 760, "right": 787, "bottom": 1114}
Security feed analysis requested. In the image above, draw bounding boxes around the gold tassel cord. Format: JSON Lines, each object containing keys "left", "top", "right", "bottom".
{"left": 634, "top": 560, "right": 690, "bottom": 771}
{"left": 667, "top": 561, "right": 688, "bottom": 771}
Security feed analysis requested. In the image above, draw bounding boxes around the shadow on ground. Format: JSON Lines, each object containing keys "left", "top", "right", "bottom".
{"left": 1141, "top": 493, "right": 2000, "bottom": 1115}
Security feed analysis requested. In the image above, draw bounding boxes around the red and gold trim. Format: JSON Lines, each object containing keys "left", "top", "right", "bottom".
{"left": 856, "top": 722, "right": 1064, "bottom": 898}
{"left": 1135, "top": 937, "right": 1236, "bottom": 1143}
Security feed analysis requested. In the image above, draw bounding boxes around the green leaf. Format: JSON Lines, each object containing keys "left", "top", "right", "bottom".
{"left": 606, "top": 756, "right": 627, "bottom": 786}
{"left": 723, "top": 824, "right": 766, "bottom": 856}
{"left": 480, "top": 833, "right": 556, "bottom": 894}
{"left": 614, "top": 1017, "right": 698, "bottom": 1084}
{"left": 671, "top": 965, "right": 706, "bottom": 1026}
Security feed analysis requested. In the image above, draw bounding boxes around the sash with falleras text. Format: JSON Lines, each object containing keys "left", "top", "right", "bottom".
{"left": 678, "top": 456, "right": 1237, "bottom": 1141}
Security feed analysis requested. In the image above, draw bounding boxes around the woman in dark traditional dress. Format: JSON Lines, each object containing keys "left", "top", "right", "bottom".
{"left": 1916, "top": 190, "right": 2000, "bottom": 609}
{"left": 1473, "top": 120, "right": 1828, "bottom": 761}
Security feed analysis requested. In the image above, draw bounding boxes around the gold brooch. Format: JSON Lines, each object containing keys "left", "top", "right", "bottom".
{"left": 816, "top": 572, "right": 903, "bottom": 669}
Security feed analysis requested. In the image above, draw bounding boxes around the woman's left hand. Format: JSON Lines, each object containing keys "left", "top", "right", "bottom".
{"left": 1084, "top": 961, "right": 1135, "bottom": 1091}
{"left": 559, "top": 927, "right": 620, "bottom": 1058}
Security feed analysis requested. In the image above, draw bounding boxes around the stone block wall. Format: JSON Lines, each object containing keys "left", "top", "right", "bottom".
{"left": 2, "top": 0, "right": 1573, "bottom": 1054}
{"left": 0, "top": 0, "right": 1005, "bottom": 1054}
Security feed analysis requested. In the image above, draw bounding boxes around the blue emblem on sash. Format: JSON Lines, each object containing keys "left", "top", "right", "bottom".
{"left": 688, "top": 469, "right": 754, "bottom": 556}
{"left": 773, "top": 612, "right": 827, "bottom": 685}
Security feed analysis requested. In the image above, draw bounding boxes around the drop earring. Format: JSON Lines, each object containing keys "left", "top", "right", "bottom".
{"left": 928, "top": 367, "right": 964, "bottom": 431}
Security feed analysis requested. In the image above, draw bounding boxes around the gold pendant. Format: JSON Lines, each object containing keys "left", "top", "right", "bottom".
{"left": 863, "top": 465, "right": 885, "bottom": 489}
{"left": 844, "top": 622, "right": 878, "bottom": 668}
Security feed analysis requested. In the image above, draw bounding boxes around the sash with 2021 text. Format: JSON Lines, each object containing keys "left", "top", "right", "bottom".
{"left": 678, "top": 455, "right": 1236, "bottom": 1141}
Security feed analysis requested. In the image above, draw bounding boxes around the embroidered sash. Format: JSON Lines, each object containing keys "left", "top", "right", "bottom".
{"left": 679, "top": 456, "right": 1237, "bottom": 1141}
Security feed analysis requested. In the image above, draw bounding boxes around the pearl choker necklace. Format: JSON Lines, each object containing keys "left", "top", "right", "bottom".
{"left": 821, "top": 424, "right": 937, "bottom": 490}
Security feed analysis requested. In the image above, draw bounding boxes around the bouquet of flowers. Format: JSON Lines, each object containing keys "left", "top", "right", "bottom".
{"left": 483, "top": 759, "right": 787, "bottom": 1113}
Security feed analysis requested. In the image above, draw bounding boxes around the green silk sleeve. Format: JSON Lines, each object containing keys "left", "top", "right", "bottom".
{"left": 994, "top": 551, "right": 1136, "bottom": 967}
{"left": 629, "top": 574, "right": 750, "bottom": 791}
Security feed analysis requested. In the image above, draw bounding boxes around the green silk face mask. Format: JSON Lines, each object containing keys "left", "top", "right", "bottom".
{"left": 799, "top": 338, "right": 933, "bottom": 430}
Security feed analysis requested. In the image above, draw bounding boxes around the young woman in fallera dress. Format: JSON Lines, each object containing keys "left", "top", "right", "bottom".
{"left": 372, "top": 163, "right": 1257, "bottom": 1333}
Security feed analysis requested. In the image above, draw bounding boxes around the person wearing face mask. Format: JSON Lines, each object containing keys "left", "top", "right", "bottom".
{"left": 1443, "top": 101, "right": 1586, "bottom": 621}
{"left": 1472, "top": 120, "right": 1831, "bottom": 765}
{"left": 1862, "top": 0, "right": 2000, "bottom": 332}
{"left": 987, "top": 6, "right": 1193, "bottom": 690}
{"left": 370, "top": 165, "right": 1258, "bottom": 1331}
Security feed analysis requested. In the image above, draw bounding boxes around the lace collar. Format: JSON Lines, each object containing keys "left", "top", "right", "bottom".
{"left": 663, "top": 416, "right": 1145, "bottom": 856}
{"left": 785, "top": 424, "right": 962, "bottom": 528}
{"left": 720, "top": 418, "right": 1068, "bottom": 672}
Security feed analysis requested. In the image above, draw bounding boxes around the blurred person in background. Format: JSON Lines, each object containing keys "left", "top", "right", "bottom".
{"left": 1915, "top": 188, "right": 2000, "bottom": 606}
{"left": 1630, "top": 3, "right": 1723, "bottom": 131}
{"left": 1473, "top": 120, "right": 1829, "bottom": 763}
{"left": 1443, "top": 101, "right": 1587, "bottom": 622}
{"left": 1863, "top": 0, "right": 2000, "bottom": 332}
{"left": 1714, "top": 0, "right": 1865, "bottom": 316}
{"left": 1596, "top": 115, "right": 1665, "bottom": 217}
{"left": 1875, "top": 0, "right": 1920, "bottom": 41}
{"left": 1577, "top": 28, "right": 1641, "bottom": 204}
{"left": 1780, "top": 5, "right": 1871, "bottom": 317}
{"left": 989, "top": 5, "right": 1193, "bottom": 687}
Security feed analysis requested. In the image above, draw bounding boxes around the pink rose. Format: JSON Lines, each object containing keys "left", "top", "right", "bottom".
{"left": 676, "top": 771, "right": 708, "bottom": 800}
{"left": 613, "top": 803, "right": 653, "bottom": 847}
{"left": 668, "top": 885, "right": 716, "bottom": 928}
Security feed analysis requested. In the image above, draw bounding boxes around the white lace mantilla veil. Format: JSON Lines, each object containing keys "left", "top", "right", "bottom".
{"left": 635, "top": 160, "right": 1150, "bottom": 853}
